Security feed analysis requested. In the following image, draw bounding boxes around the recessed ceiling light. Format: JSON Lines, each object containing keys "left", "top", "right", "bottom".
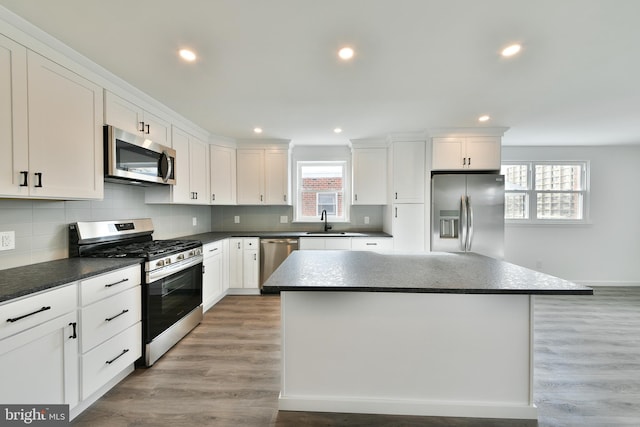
{"left": 338, "top": 47, "right": 354, "bottom": 60}
{"left": 178, "top": 48, "right": 197, "bottom": 62}
{"left": 334, "top": 128, "right": 342, "bottom": 134}
{"left": 478, "top": 115, "right": 491, "bottom": 122}
{"left": 501, "top": 44, "right": 521, "bottom": 57}
{"left": 253, "top": 127, "right": 263, "bottom": 134}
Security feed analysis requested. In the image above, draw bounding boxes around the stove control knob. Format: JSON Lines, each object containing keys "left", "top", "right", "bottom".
{"left": 176, "top": 254, "right": 185, "bottom": 261}
{"left": 195, "top": 248, "right": 202, "bottom": 255}
{"left": 165, "top": 257, "right": 172, "bottom": 265}
{"left": 156, "top": 259, "right": 165, "bottom": 268}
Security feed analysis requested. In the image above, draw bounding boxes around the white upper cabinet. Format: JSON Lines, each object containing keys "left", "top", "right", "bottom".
{"left": 104, "top": 91, "right": 171, "bottom": 145}
{"left": 145, "top": 126, "right": 209, "bottom": 205}
{"left": 236, "top": 146, "right": 289, "bottom": 205}
{"left": 210, "top": 144, "right": 237, "bottom": 205}
{"left": 391, "top": 141, "right": 425, "bottom": 203}
{"left": 0, "top": 49, "right": 104, "bottom": 200}
{"left": 352, "top": 146, "right": 387, "bottom": 205}
{"left": 432, "top": 136, "right": 501, "bottom": 171}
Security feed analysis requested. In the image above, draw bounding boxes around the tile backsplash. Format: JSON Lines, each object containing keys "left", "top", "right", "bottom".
{"left": 0, "top": 183, "right": 211, "bottom": 270}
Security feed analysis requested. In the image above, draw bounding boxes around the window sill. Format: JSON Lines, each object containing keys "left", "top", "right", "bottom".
{"left": 506, "top": 220, "right": 593, "bottom": 227}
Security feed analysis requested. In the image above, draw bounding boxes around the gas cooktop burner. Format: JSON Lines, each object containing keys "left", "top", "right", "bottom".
{"left": 84, "top": 239, "right": 201, "bottom": 260}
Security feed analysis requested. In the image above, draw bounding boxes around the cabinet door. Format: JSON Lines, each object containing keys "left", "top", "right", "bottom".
{"left": 0, "top": 35, "right": 28, "bottom": 197}
{"left": 392, "top": 203, "right": 425, "bottom": 252}
{"left": 432, "top": 137, "right": 465, "bottom": 170}
{"left": 264, "top": 150, "right": 289, "bottom": 205}
{"left": 325, "top": 238, "right": 352, "bottom": 250}
{"left": 27, "top": 51, "right": 103, "bottom": 199}
{"left": 353, "top": 148, "right": 387, "bottom": 205}
{"left": 392, "top": 141, "right": 425, "bottom": 203}
{"left": 243, "top": 249, "right": 260, "bottom": 288}
{"left": 228, "top": 238, "right": 244, "bottom": 288}
{"left": 104, "top": 91, "right": 143, "bottom": 135}
{"left": 465, "top": 137, "right": 501, "bottom": 171}
{"left": 170, "top": 127, "right": 192, "bottom": 204}
{"left": 210, "top": 145, "right": 237, "bottom": 204}
{"left": 203, "top": 253, "right": 222, "bottom": 311}
{"left": 298, "top": 238, "right": 325, "bottom": 250}
{"left": 0, "top": 311, "right": 79, "bottom": 408}
{"left": 237, "top": 149, "right": 265, "bottom": 204}
{"left": 189, "top": 137, "right": 209, "bottom": 204}
{"left": 142, "top": 110, "right": 171, "bottom": 146}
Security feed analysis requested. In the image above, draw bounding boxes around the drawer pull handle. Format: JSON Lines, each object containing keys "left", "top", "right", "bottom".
{"left": 69, "top": 322, "right": 77, "bottom": 339}
{"left": 105, "top": 309, "right": 129, "bottom": 322}
{"left": 105, "top": 278, "right": 129, "bottom": 288}
{"left": 106, "top": 348, "right": 129, "bottom": 365}
{"left": 366, "top": 243, "right": 378, "bottom": 246}
{"left": 6, "top": 306, "right": 51, "bottom": 323}
{"left": 209, "top": 248, "right": 218, "bottom": 252}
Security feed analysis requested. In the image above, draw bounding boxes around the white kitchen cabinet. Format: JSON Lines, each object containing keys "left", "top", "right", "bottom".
{"left": 0, "top": 284, "right": 79, "bottom": 408}
{"left": 236, "top": 148, "right": 289, "bottom": 205}
{"left": 299, "top": 237, "right": 352, "bottom": 250}
{"left": 391, "top": 141, "right": 425, "bottom": 203}
{"left": 432, "top": 137, "right": 501, "bottom": 171}
{"left": 351, "top": 237, "right": 393, "bottom": 252}
{"left": 210, "top": 144, "right": 237, "bottom": 205}
{"left": 228, "top": 238, "right": 260, "bottom": 293}
{"left": 352, "top": 147, "right": 387, "bottom": 205}
{"left": 145, "top": 126, "right": 209, "bottom": 205}
{"left": 221, "top": 239, "right": 230, "bottom": 293}
{"left": 392, "top": 203, "right": 425, "bottom": 252}
{"left": 203, "top": 240, "right": 224, "bottom": 311}
{"left": 0, "top": 48, "right": 103, "bottom": 199}
{"left": 104, "top": 91, "right": 171, "bottom": 145}
{"left": 78, "top": 264, "right": 141, "bottom": 401}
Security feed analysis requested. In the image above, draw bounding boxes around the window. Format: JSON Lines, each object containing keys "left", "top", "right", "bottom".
{"left": 501, "top": 161, "right": 589, "bottom": 223}
{"left": 296, "top": 161, "right": 347, "bottom": 222}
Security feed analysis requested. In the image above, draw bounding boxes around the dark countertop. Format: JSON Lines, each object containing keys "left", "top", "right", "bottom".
{"left": 0, "top": 258, "right": 142, "bottom": 303}
{"left": 262, "top": 250, "right": 593, "bottom": 295}
{"left": 177, "top": 231, "right": 392, "bottom": 245}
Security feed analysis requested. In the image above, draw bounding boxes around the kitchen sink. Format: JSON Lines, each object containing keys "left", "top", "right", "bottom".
{"left": 305, "top": 231, "right": 347, "bottom": 235}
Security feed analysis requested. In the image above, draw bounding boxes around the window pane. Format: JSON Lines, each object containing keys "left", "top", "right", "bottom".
{"left": 501, "top": 164, "right": 529, "bottom": 190}
{"left": 536, "top": 193, "right": 583, "bottom": 220}
{"left": 535, "top": 164, "right": 583, "bottom": 191}
{"left": 505, "top": 192, "right": 529, "bottom": 219}
{"left": 298, "top": 161, "right": 345, "bottom": 220}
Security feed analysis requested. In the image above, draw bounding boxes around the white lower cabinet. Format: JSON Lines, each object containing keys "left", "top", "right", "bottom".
{"left": 203, "top": 240, "right": 224, "bottom": 311}
{"left": 392, "top": 203, "right": 425, "bottom": 252}
{"left": 351, "top": 237, "right": 394, "bottom": 252}
{"left": 299, "top": 237, "right": 352, "bottom": 250}
{"left": 228, "top": 238, "right": 260, "bottom": 294}
{"left": 0, "top": 285, "right": 79, "bottom": 408}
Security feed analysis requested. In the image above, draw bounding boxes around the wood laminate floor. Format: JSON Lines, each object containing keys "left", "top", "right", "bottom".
{"left": 72, "top": 287, "right": 640, "bottom": 427}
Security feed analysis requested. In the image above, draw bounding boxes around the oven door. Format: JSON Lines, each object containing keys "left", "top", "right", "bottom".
{"left": 105, "top": 125, "right": 176, "bottom": 185}
{"left": 145, "top": 261, "right": 202, "bottom": 343}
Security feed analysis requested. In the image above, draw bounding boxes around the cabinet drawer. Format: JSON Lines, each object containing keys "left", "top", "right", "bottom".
{"left": 80, "top": 286, "right": 141, "bottom": 353}
{"left": 81, "top": 322, "right": 141, "bottom": 400}
{"left": 80, "top": 264, "right": 141, "bottom": 306}
{"left": 351, "top": 238, "right": 393, "bottom": 252}
{"left": 203, "top": 241, "right": 223, "bottom": 259}
{"left": 0, "top": 284, "right": 76, "bottom": 341}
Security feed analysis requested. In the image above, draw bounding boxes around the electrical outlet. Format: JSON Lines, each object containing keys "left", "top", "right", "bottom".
{"left": 234, "top": 216, "right": 240, "bottom": 224}
{"left": 192, "top": 217, "right": 197, "bottom": 226}
{"left": 280, "top": 216, "right": 288, "bottom": 224}
{"left": 364, "top": 216, "right": 370, "bottom": 225}
{"left": 0, "top": 231, "right": 15, "bottom": 251}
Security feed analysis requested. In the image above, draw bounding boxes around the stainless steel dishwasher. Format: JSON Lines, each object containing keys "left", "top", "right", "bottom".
{"left": 260, "top": 238, "right": 299, "bottom": 287}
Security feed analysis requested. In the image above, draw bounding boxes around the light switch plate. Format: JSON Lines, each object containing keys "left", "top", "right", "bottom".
{"left": 0, "top": 231, "right": 15, "bottom": 251}
{"left": 192, "top": 217, "right": 197, "bottom": 226}
{"left": 234, "top": 216, "right": 240, "bottom": 224}
{"left": 364, "top": 216, "right": 370, "bottom": 225}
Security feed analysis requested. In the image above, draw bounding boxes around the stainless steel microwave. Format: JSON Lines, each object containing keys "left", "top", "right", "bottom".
{"left": 104, "top": 125, "right": 176, "bottom": 185}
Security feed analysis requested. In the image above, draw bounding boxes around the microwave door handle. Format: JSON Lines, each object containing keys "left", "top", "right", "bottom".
{"left": 160, "top": 151, "right": 172, "bottom": 183}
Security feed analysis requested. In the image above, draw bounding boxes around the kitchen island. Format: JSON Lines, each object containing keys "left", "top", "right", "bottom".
{"left": 262, "top": 251, "right": 592, "bottom": 420}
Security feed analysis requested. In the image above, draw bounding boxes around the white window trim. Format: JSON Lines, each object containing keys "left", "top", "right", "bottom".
{"left": 503, "top": 160, "right": 591, "bottom": 225}
{"left": 291, "top": 146, "right": 351, "bottom": 223}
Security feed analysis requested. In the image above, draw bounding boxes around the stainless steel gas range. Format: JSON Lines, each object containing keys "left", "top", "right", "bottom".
{"left": 69, "top": 218, "right": 203, "bottom": 366}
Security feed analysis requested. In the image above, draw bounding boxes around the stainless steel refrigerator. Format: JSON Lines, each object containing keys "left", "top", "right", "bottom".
{"left": 431, "top": 174, "right": 505, "bottom": 259}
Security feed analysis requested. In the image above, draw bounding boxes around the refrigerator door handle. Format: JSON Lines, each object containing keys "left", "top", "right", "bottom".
{"left": 467, "top": 195, "right": 474, "bottom": 252}
{"left": 459, "top": 195, "right": 468, "bottom": 251}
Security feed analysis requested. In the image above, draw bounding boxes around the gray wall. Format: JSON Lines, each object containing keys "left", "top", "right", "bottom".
{"left": 503, "top": 145, "right": 640, "bottom": 286}
{"left": 0, "top": 183, "right": 211, "bottom": 269}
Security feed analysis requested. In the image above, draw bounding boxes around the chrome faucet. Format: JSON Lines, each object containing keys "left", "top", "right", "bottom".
{"left": 320, "top": 209, "right": 332, "bottom": 232}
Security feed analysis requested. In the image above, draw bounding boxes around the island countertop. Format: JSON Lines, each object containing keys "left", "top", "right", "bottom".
{"left": 262, "top": 250, "right": 593, "bottom": 295}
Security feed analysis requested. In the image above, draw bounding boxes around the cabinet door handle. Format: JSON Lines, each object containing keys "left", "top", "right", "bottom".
{"left": 468, "top": 157, "right": 471, "bottom": 166}
{"left": 105, "top": 278, "right": 129, "bottom": 288}
{"left": 395, "top": 192, "right": 398, "bottom": 200}
{"left": 395, "top": 207, "right": 398, "bottom": 218}
{"left": 145, "top": 124, "right": 150, "bottom": 134}
{"left": 139, "top": 121, "right": 145, "bottom": 133}
{"left": 7, "top": 306, "right": 51, "bottom": 323}
{"left": 283, "top": 194, "right": 287, "bottom": 202}
{"left": 20, "top": 171, "right": 28, "bottom": 187}
{"left": 105, "top": 309, "right": 129, "bottom": 322}
{"left": 69, "top": 322, "right": 77, "bottom": 339}
{"left": 34, "top": 172, "right": 43, "bottom": 188}
{"left": 355, "top": 194, "right": 358, "bottom": 201}
{"left": 212, "top": 194, "right": 216, "bottom": 202}
{"left": 106, "top": 348, "right": 130, "bottom": 365}
{"left": 237, "top": 242, "right": 241, "bottom": 249}
{"left": 463, "top": 157, "right": 467, "bottom": 166}
{"left": 254, "top": 254, "right": 257, "bottom": 261}
{"left": 260, "top": 195, "right": 263, "bottom": 202}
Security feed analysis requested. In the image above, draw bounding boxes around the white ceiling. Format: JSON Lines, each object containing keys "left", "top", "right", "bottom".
{"left": 2, "top": 0, "right": 639, "bottom": 146}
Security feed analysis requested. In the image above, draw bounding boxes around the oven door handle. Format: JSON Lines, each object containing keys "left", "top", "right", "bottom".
{"left": 146, "top": 255, "right": 203, "bottom": 283}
